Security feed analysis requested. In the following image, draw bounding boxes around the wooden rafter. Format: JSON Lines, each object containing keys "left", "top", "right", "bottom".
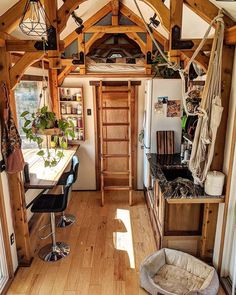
{"left": 10, "top": 52, "right": 44, "bottom": 89}
{"left": 85, "top": 33, "right": 106, "bottom": 55}
{"left": 225, "top": 26, "right": 236, "bottom": 45}
{"left": 125, "top": 32, "right": 146, "bottom": 55}
{"left": 58, "top": 65, "right": 77, "bottom": 86}
{"left": 11, "top": 53, "right": 49, "bottom": 70}
{"left": 84, "top": 25, "right": 146, "bottom": 33}
{"left": 63, "top": 2, "right": 112, "bottom": 48}
{"left": 184, "top": 0, "right": 234, "bottom": 29}
{"left": 5, "top": 40, "right": 64, "bottom": 52}
{"left": 181, "top": 51, "right": 209, "bottom": 72}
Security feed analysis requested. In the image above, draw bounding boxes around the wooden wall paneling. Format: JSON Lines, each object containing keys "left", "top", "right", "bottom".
{"left": 10, "top": 52, "right": 44, "bottom": 90}
{"left": 45, "top": 0, "right": 61, "bottom": 69}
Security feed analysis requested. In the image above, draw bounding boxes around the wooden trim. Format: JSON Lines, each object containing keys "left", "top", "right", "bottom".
{"left": 225, "top": 26, "right": 236, "bottom": 45}
{"left": 89, "top": 81, "right": 141, "bottom": 86}
{"left": 84, "top": 25, "right": 146, "bottom": 33}
{"left": 93, "top": 86, "right": 99, "bottom": 190}
{"left": 218, "top": 108, "right": 236, "bottom": 272}
{"left": 21, "top": 75, "right": 48, "bottom": 81}
{"left": 166, "top": 198, "right": 225, "bottom": 204}
{"left": 71, "top": 73, "right": 151, "bottom": 78}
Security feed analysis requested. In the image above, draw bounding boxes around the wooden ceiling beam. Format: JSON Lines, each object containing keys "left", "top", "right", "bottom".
{"left": 10, "top": 52, "right": 44, "bottom": 90}
{"left": 184, "top": 0, "right": 235, "bottom": 29}
{"left": 58, "top": 65, "right": 77, "bottom": 86}
{"left": 120, "top": 3, "right": 167, "bottom": 48}
{"left": 63, "top": 2, "right": 112, "bottom": 48}
{"left": 225, "top": 25, "right": 236, "bottom": 45}
{"left": 111, "top": 0, "right": 119, "bottom": 26}
{"left": 181, "top": 50, "right": 209, "bottom": 72}
{"left": 85, "top": 33, "right": 106, "bottom": 55}
{"left": 11, "top": 53, "right": 49, "bottom": 69}
{"left": 6, "top": 40, "right": 65, "bottom": 52}
{"left": 85, "top": 25, "right": 146, "bottom": 33}
{"left": 125, "top": 32, "right": 146, "bottom": 55}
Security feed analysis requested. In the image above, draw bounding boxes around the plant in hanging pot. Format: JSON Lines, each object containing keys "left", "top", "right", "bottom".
{"left": 21, "top": 106, "right": 75, "bottom": 167}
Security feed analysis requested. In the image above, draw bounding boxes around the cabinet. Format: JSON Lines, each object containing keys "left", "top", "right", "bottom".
{"left": 59, "top": 86, "right": 85, "bottom": 142}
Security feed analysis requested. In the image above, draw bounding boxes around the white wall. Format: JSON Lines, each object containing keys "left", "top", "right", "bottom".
{"left": 62, "top": 77, "right": 147, "bottom": 190}
{"left": 213, "top": 47, "right": 236, "bottom": 274}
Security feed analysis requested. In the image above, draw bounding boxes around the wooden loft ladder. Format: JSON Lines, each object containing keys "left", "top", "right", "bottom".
{"left": 99, "top": 81, "right": 132, "bottom": 206}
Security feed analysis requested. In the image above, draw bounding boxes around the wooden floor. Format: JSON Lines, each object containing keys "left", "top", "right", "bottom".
{"left": 7, "top": 191, "right": 226, "bottom": 295}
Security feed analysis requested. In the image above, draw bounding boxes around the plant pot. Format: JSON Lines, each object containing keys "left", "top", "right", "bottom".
{"left": 32, "top": 126, "right": 61, "bottom": 136}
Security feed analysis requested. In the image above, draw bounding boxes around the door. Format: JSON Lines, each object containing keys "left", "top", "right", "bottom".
{"left": 93, "top": 81, "right": 139, "bottom": 190}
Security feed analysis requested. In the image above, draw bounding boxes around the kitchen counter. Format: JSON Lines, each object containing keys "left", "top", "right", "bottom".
{"left": 147, "top": 153, "right": 224, "bottom": 203}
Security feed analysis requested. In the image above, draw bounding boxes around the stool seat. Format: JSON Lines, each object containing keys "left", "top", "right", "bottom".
{"left": 31, "top": 194, "right": 65, "bottom": 213}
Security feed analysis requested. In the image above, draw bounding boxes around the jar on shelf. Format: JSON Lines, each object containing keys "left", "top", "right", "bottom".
{"left": 74, "top": 128, "right": 79, "bottom": 139}
{"left": 66, "top": 104, "right": 72, "bottom": 114}
{"left": 77, "top": 116, "right": 83, "bottom": 128}
{"left": 79, "top": 129, "right": 83, "bottom": 140}
{"left": 66, "top": 89, "right": 71, "bottom": 101}
{"left": 60, "top": 88, "right": 65, "bottom": 100}
{"left": 77, "top": 103, "right": 82, "bottom": 115}
{"left": 61, "top": 104, "right": 66, "bottom": 114}
{"left": 70, "top": 117, "right": 77, "bottom": 127}
{"left": 76, "top": 93, "right": 82, "bottom": 101}
{"left": 71, "top": 106, "right": 77, "bottom": 114}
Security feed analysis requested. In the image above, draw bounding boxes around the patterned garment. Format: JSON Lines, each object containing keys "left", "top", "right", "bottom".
{"left": 1, "top": 81, "right": 25, "bottom": 173}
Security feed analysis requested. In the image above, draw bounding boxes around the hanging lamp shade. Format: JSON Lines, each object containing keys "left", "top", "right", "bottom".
{"left": 19, "top": 0, "right": 51, "bottom": 37}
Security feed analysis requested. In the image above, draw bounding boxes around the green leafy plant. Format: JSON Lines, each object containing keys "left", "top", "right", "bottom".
{"left": 21, "top": 106, "right": 75, "bottom": 168}
{"left": 152, "top": 54, "right": 177, "bottom": 78}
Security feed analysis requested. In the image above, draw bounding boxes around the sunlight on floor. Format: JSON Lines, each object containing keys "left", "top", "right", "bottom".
{"left": 113, "top": 208, "right": 135, "bottom": 269}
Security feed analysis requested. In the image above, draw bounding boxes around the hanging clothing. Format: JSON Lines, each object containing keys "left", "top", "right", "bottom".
{"left": 1, "top": 82, "right": 25, "bottom": 173}
{"left": 189, "top": 18, "right": 225, "bottom": 186}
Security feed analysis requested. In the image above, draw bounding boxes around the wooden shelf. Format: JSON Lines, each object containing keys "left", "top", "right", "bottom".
{"left": 166, "top": 197, "right": 225, "bottom": 204}
{"left": 59, "top": 86, "right": 85, "bottom": 142}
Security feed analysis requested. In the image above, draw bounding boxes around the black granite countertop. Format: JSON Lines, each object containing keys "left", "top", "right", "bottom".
{"left": 146, "top": 153, "right": 224, "bottom": 200}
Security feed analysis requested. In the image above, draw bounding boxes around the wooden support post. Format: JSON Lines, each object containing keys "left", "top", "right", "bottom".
{"left": 169, "top": 0, "right": 183, "bottom": 64}
{"left": 111, "top": 0, "right": 119, "bottom": 26}
{"left": 78, "top": 34, "right": 86, "bottom": 75}
{"left": 45, "top": 0, "right": 61, "bottom": 69}
{"left": 145, "top": 33, "right": 152, "bottom": 75}
{"left": 0, "top": 45, "right": 32, "bottom": 266}
{"left": 49, "top": 69, "right": 60, "bottom": 118}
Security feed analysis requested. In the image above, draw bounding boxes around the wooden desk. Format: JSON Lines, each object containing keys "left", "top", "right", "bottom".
{"left": 23, "top": 148, "right": 76, "bottom": 189}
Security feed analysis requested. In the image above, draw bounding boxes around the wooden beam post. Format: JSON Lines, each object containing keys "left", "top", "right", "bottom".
{"left": 49, "top": 69, "right": 60, "bottom": 118}
{"left": 0, "top": 44, "right": 32, "bottom": 266}
{"left": 45, "top": 0, "right": 61, "bottom": 69}
{"left": 111, "top": 0, "right": 119, "bottom": 26}
{"left": 169, "top": 0, "right": 183, "bottom": 64}
{"left": 145, "top": 33, "right": 152, "bottom": 75}
{"left": 78, "top": 33, "right": 86, "bottom": 74}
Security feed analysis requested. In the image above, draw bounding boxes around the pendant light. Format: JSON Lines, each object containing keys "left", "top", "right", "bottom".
{"left": 19, "top": 0, "right": 52, "bottom": 37}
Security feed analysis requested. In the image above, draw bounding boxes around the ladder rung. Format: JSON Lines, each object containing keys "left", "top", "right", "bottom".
{"left": 102, "top": 170, "right": 130, "bottom": 175}
{"left": 104, "top": 186, "right": 131, "bottom": 191}
{"left": 100, "top": 107, "right": 129, "bottom": 110}
{"left": 102, "top": 122, "right": 130, "bottom": 126}
{"left": 103, "top": 138, "right": 129, "bottom": 142}
{"left": 101, "top": 89, "right": 130, "bottom": 93}
{"left": 101, "top": 154, "right": 130, "bottom": 158}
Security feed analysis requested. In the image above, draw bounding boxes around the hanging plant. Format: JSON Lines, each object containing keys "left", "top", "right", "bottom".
{"left": 21, "top": 106, "right": 75, "bottom": 167}
{"left": 152, "top": 54, "right": 178, "bottom": 78}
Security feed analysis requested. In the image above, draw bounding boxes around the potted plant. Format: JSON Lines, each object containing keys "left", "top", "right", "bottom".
{"left": 21, "top": 106, "right": 75, "bottom": 167}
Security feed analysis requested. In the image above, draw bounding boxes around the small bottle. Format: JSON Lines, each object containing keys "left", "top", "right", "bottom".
{"left": 61, "top": 104, "right": 66, "bottom": 114}
{"left": 66, "top": 104, "right": 72, "bottom": 114}
{"left": 77, "top": 117, "right": 83, "bottom": 128}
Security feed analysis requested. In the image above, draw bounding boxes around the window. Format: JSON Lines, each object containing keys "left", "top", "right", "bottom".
{"left": 15, "top": 81, "right": 42, "bottom": 149}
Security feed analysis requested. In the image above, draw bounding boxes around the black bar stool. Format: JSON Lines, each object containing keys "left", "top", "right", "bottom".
{"left": 56, "top": 155, "right": 79, "bottom": 228}
{"left": 31, "top": 173, "right": 74, "bottom": 262}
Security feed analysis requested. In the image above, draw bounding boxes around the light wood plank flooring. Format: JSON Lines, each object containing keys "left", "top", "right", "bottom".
{"left": 7, "top": 191, "right": 226, "bottom": 295}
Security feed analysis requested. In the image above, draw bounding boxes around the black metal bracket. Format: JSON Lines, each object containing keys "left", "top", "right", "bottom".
{"left": 171, "top": 25, "right": 194, "bottom": 50}
{"left": 0, "top": 160, "right": 6, "bottom": 173}
{"left": 72, "top": 52, "right": 85, "bottom": 65}
{"left": 34, "top": 26, "right": 58, "bottom": 51}
{"left": 146, "top": 51, "right": 152, "bottom": 65}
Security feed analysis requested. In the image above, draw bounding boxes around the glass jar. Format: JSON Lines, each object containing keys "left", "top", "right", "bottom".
{"left": 77, "top": 103, "right": 82, "bottom": 115}
{"left": 76, "top": 93, "right": 82, "bottom": 101}
{"left": 61, "top": 104, "right": 66, "bottom": 114}
{"left": 66, "top": 104, "right": 72, "bottom": 114}
{"left": 77, "top": 116, "right": 83, "bottom": 128}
